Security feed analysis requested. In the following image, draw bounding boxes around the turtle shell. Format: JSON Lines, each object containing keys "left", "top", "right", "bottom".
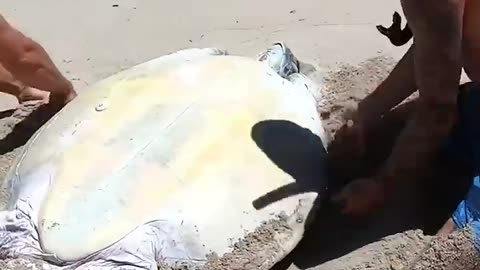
{"left": 4, "top": 48, "right": 328, "bottom": 268}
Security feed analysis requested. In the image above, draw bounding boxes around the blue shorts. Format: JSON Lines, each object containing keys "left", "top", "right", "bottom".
{"left": 444, "top": 83, "right": 480, "bottom": 249}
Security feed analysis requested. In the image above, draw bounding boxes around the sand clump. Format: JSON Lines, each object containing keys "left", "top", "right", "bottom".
{"left": 155, "top": 214, "right": 296, "bottom": 270}
{"left": 0, "top": 258, "right": 57, "bottom": 270}
{"left": 203, "top": 215, "right": 294, "bottom": 270}
{"left": 295, "top": 229, "right": 431, "bottom": 270}
{"left": 305, "top": 228, "right": 479, "bottom": 270}
{"left": 408, "top": 229, "right": 479, "bottom": 270}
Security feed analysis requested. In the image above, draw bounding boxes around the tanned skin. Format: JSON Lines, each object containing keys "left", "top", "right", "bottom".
{"left": 0, "top": 15, "right": 76, "bottom": 106}
{"left": 331, "top": 0, "right": 465, "bottom": 224}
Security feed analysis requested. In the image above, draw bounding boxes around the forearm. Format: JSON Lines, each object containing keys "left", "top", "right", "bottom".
{"left": 358, "top": 45, "right": 416, "bottom": 124}
{"left": 383, "top": 105, "right": 456, "bottom": 181}
{"left": 382, "top": 0, "right": 464, "bottom": 181}
{"left": 0, "top": 16, "right": 72, "bottom": 94}
{"left": 5, "top": 35, "right": 72, "bottom": 94}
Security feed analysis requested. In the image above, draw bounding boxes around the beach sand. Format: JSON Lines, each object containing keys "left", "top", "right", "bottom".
{"left": 0, "top": 1, "right": 477, "bottom": 269}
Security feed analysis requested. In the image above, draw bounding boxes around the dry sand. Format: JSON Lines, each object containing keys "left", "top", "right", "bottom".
{"left": 0, "top": 0, "right": 478, "bottom": 269}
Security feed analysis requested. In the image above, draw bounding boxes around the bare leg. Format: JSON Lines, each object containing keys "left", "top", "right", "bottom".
{"left": 334, "top": 0, "right": 466, "bottom": 216}
{"left": 0, "top": 15, "right": 76, "bottom": 106}
{"left": 382, "top": 0, "right": 465, "bottom": 180}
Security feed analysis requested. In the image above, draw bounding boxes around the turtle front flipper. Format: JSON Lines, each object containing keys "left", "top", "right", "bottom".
{"left": 376, "top": 12, "right": 413, "bottom": 47}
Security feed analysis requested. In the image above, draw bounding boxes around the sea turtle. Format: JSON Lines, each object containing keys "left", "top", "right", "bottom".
{"left": 0, "top": 43, "right": 329, "bottom": 270}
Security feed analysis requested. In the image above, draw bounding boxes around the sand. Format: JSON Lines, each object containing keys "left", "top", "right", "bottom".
{"left": 0, "top": 0, "right": 478, "bottom": 269}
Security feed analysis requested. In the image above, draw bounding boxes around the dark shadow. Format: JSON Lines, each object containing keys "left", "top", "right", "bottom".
{"left": 250, "top": 119, "right": 330, "bottom": 247}
{"left": 0, "top": 109, "right": 15, "bottom": 119}
{"left": 259, "top": 100, "right": 472, "bottom": 269}
{"left": 275, "top": 160, "right": 470, "bottom": 270}
{"left": 250, "top": 120, "right": 328, "bottom": 211}
{"left": 0, "top": 104, "right": 60, "bottom": 155}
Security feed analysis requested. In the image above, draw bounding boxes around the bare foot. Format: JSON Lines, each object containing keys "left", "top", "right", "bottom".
{"left": 17, "top": 87, "right": 50, "bottom": 104}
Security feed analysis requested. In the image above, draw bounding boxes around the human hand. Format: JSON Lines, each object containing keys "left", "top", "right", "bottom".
{"left": 331, "top": 176, "right": 388, "bottom": 216}
{"left": 327, "top": 107, "right": 373, "bottom": 182}
{"left": 328, "top": 108, "right": 368, "bottom": 166}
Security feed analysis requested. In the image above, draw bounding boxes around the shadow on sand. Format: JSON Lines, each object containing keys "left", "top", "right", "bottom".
{"left": 250, "top": 116, "right": 471, "bottom": 269}
{"left": 0, "top": 103, "right": 60, "bottom": 155}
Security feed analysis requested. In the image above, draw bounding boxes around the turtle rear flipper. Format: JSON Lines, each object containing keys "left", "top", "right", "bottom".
{"left": 377, "top": 11, "right": 413, "bottom": 47}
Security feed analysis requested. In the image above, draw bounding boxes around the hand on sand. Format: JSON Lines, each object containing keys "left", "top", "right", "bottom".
{"left": 328, "top": 108, "right": 367, "bottom": 165}
{"left": 332, "top": 176, "right": 387, "bottom": 216}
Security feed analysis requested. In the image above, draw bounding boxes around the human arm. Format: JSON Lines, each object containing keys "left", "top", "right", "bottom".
{"left": 382, "top": 0, "right": 463, "bottom": 182}
{"left": 358, "top": 45, "right": 417, "bottom": 129}
{"left": 328, "top": 45, "right": 417, "bottom": 171}
{"left": 335, "top": 0, "right": 464, "bottom": 215}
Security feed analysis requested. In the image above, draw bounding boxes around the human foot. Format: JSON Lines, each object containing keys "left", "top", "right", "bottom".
{"left": 17, "top": 87, "right": 50, "bottom": 104}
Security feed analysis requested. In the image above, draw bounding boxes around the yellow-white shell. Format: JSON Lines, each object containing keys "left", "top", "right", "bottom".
{"left": 4, "top": 48, "right": 328, "bottom": 267}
